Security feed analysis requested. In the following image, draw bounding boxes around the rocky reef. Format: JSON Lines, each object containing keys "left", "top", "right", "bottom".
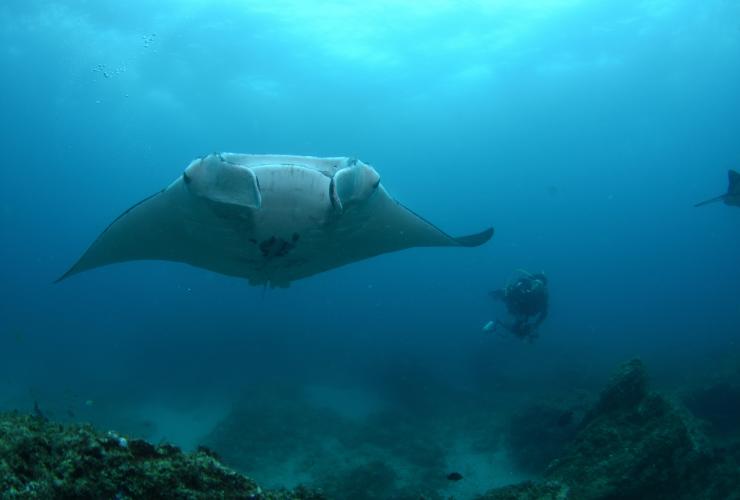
{"left": 0, "top": 411, "right": 324, "bottom": 499}
{"left": 480, "top": 359, "right": 740, "bottom": 500}
{"left": 5, "top": 359, "right": 740, "bottom": 499}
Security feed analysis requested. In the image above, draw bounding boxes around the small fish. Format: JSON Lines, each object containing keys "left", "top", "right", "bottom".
{"left": 447, "top": 472, "right": 463, "bottom": 481}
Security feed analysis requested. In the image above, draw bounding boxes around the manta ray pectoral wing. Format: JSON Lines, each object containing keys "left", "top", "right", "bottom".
{"left": 390, "top": 199, "right": 493, "bottom": 248}
{"left": 55, "top": 181, "right": 200, "bottom": 282}
{"left": 694, "top": 194, "right": 726, "bottom": 208}
{"left": 695, "top": 169, "right": 740, "bottom": 207}
{"left": 339, "top": 186, "right": 494, "bottom": 259}
{"left": 451, "top": 227, "right": 495, "bottom": 247}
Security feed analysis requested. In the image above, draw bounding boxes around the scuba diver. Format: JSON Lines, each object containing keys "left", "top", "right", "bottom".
{"left": 484, "top": 270, "right": 549, "bottom": 341}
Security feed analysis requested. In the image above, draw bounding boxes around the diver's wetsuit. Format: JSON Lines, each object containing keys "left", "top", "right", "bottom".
{"left": 489, "top": 273, "right": 549, "bottom": 340}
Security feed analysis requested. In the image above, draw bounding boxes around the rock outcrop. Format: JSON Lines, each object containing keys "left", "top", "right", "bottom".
{"left": 0, "top": 412, "right": 324, "bottom": 499}
{"left": 480, "top": 359, "right": 740, "bottom": 500}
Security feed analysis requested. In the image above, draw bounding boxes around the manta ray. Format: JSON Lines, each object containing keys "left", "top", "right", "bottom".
{"left": 57, "top": 153, "right": 494, "bottom": 287}
{"left": 694, "top": 169, "right": 740, "bottom": 208}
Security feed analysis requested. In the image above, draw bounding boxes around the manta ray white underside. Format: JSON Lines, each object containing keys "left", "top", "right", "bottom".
{"left": 58, "top": 153, "right": 494, "bottom": 287}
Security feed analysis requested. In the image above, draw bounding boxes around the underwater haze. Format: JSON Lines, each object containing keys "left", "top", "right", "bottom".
{"left": 1, "top": 0, "right": 739, "bottom": 498}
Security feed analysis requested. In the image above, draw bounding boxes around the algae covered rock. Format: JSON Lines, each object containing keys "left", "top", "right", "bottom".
{"left": 582, "top": 357, "right": 648, "bottom": 418}
{"left": 480, "top": 358, "right": 740, "bottom": 500}
{"left": 545, "top": 358, "right": 705, "bottom": 499}
{"left": 0, "top": 411, "right": 324, "bottom": 499}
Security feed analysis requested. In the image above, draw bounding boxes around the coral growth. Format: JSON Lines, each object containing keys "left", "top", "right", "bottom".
{"left": 0, "top": 411, "right": 324, "bottom": 499}
{"left": 8, "top": 358, "right": 739, "bottom": 499}
{"left": 480, "top": 359, "right": 740, "bottom": 500}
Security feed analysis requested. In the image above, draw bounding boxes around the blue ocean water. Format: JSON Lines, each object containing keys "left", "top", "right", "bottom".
{"left": 1, "top": 0, "right": 739, "bottom": 497}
